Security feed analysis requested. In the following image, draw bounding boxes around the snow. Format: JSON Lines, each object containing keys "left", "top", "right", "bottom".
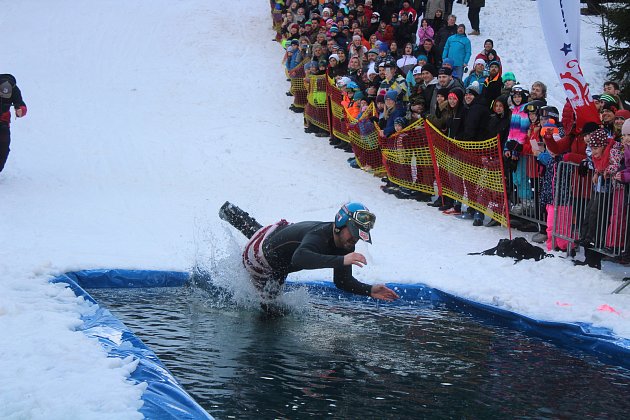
{"left": 0, "top": 0, "right": 627, "bottom": 418}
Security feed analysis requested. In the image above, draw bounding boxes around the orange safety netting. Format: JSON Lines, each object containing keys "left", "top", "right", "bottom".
{"left": 326, "top": 77, "right": 351, "bottom": 143}
{"left": 286, "top": 58, "right": 309, "bottom": 109}
{"left": 347, "top": 103, "right": 385, "bottom": 175}
{"left": 425, "top": 120, "right": 510, "bottom": 227}
{"left": 304, "top": 74, "right": 330, "bottom": 133}
{"left": 380, "top": 119, "right": 435, "bottom": 194}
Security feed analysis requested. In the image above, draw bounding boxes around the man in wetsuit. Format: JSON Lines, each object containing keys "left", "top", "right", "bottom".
{"left": 219, "top": 201, "right": 399, "bottom": 302}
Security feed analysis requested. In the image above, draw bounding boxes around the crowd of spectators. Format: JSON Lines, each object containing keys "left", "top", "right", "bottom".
{"left": 275, "top": 0, "right": 630, "bottom": 266}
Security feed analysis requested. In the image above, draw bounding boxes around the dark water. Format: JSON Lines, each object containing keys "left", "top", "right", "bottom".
{"left": 88, "top": 285, "right": 630, "bottom": 419}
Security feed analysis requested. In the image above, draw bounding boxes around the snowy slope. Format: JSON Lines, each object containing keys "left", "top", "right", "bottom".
{"left": 0, "top": 0, "right": 627, "bottom": 417}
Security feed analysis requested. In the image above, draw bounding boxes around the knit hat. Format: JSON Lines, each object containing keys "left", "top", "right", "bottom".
{"left": 336, "top": 76, "right": 352, "bottom": 87}
{"left": 385, "top": 90, "right": 398, "bottom": 101}
{"left": 422, "top": 63, "right": 438, "bottom": 77}
{"left": 353, "top": 91, "right": 365, "bottom": 101}
{"left": 442, "top": 57, "right": 455, "bottom": 68}
{"left": 488, "top": 60, "right": 501, "bottom": 68}
{"left": 466, "top": 81, "right": 480, "bottom": 96}
{"left": 379, "top": 42, "right": 389, "bottom": 52}
{"left": 615, "top": 109, "right": 630, "bottom": 120}
{"left": 449, "top": 87, "right": 464, "bottom": 103}
{"left": 394, "top": 117, "right": 408, "bottom": 127}
{"left": 438, "top": 66, "right": 452, "bottom": 76}
{"left": 502, "top": 72, "right": 516, "bottom": 83}
{"left": 368, "top": 48, "right": 379, "bottom": 55}
{"left": 587, "top": 129, "right": 609, "bottom": 148}
{"left": 376, "top": 94, "right": 385, "bottom": 103}
{"left": 330, "top": 25, "right": 339, "bottom": 33}
{"left": 409, "top": 94, "right": 425, "bottom": 105}
{"left": 473, "top": 58, "right": 486, "bottom": 67}
{"left": 600, "top": 94, "right": 619, "bottom": 112}
{"left": 416, "top": 54, "right": 428, "bottom": 62}
{"left": 436, "top": 87, "right": 450, "bottom": 98}
{"left": 622, "top": 119, "right": 630, "bottom": 136}
{"left": 329, "top": 53, "right": 340, "bottom": 62}
{"left": 352, "top": 34, "right": 361, "bottom": 41}
{"left": 318, "top": 59, "right": 328, "bottom": 67}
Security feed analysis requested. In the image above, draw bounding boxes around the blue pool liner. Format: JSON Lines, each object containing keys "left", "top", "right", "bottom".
{"left": 52, "top": 269, "right": 630, "bottom": 419}
{"left": 51, "top": 270, "right": 212, "bottom": 420}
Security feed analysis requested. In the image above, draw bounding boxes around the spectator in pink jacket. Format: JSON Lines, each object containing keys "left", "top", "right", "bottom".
{"left": 416, "top": 19, "right": 435, "bottom": 46}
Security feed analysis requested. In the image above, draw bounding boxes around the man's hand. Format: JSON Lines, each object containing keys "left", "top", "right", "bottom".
{"left": 343, "top": 252, "right": 367, "bottom": 267}
{"left": 370, "top": 284, "right": 399, "bottom": 301}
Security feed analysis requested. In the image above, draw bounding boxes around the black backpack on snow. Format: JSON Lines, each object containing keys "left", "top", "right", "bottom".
{"left": 469, "top": 237, "right": 554, "bottom": 263}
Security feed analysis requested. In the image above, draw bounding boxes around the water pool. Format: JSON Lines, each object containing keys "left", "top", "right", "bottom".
{"left": 88, "top": 284, "right": 630, "bottom": 419}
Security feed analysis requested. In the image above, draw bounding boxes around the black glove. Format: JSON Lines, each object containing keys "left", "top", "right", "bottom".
{"left": 577, "top": 160, "right": 590, "bottom": 176}
{"left": 463, "top": 66, "right": 469, "bottom": 74}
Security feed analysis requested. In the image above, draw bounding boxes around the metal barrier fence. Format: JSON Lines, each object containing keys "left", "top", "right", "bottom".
{"left": 551, "top": 161, "right": 629, "bottom": 259}
{"left": 507, "top": 153, "right": 547, "bottom": 226}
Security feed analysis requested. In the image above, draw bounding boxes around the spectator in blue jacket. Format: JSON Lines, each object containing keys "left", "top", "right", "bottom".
{"left": 463, "top": 58, "right": 487, "bottom": 91}
{"left": 442, "top": 24, "right": 471, "bottom": 80}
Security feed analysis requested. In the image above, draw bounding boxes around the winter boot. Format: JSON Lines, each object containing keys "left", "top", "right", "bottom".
{"left": 219, "top": 201, "right": 263, "bottom": 239}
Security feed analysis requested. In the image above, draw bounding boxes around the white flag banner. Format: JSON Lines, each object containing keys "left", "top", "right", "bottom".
{"left": 537, "top": 0, "right": 599, "bottom": 129}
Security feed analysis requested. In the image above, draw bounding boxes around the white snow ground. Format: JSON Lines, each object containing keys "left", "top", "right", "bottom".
{"left": 0, "top": 0, "right": 627, "bottom": 418}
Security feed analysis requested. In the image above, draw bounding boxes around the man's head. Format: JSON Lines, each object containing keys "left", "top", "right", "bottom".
{"left": 600, "top": 95, "right": 619, "bottom": 123}
{"left": 334, "top": 202, "right": 376, "bottom": 248}
{"left": 421, "top": 63, "right": 438, "bottom": 83}
{"left": 457, "top": 23, "right": 466, "bottom": 34}
{"left": 530, "top": 81, "right": 547, "bottom": 100}
{"left": 412, "top": 65, "right": 423, "bottom": 83}
{"left": 604, "top": 80, "right": 620, "bottom": 96}
{"left": 437, "top": 66, "right": 453, "bottom": 87}
{"left": 447, "top": 14, "right": 456, "bottom": 26}
{"left": 488, "top": 60, "right": 501, "bottom": 77}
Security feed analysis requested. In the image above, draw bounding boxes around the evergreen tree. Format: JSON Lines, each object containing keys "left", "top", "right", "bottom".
{"left": 599, "top": 2, "right": 630, "bottom": 100}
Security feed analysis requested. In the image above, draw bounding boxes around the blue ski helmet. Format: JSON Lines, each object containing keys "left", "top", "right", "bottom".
{"left": 334, "top": 202, "right": 376, "bottom": 243}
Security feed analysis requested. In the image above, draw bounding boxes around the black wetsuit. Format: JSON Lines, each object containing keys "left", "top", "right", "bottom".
{"left": 262, "top": 221, "right": 373, "bottom": 297}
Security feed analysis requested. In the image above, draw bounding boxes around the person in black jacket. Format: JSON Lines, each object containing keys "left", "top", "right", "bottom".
{"left": 462, "top": 82, "right": 490, "bottom": 141}
{"left": 218, "top": 201, "right": 399, "bottom": 308}
{"left": 486, "top": 95, "right": 511, "bottom": 146}
{"left": 481, "top": 60, "right": 503, "bottom": 107}
{"left": 0, "top": 74, "right": 27, "bottom": 173}
{"left": 435, "top": 14, "right": 457, "bottom": 59}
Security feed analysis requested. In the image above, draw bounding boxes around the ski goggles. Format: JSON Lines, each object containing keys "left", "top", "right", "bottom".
{"left": 349, "top": 209, "right": 376, "bottom": 230}
{"left": 525, "top": 103, "right": 540, "bottom": 113}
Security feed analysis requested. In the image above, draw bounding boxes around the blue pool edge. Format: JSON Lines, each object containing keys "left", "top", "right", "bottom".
{"left": 51, "top": 270, "right": 212, "bottom": 420}
{"left": 51, "top": 269, "right": 630, "bottom": 418}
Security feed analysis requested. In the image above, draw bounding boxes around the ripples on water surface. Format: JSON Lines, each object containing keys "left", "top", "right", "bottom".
{"left": 88, "top": 282, "right": 630, "bottom": 419}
